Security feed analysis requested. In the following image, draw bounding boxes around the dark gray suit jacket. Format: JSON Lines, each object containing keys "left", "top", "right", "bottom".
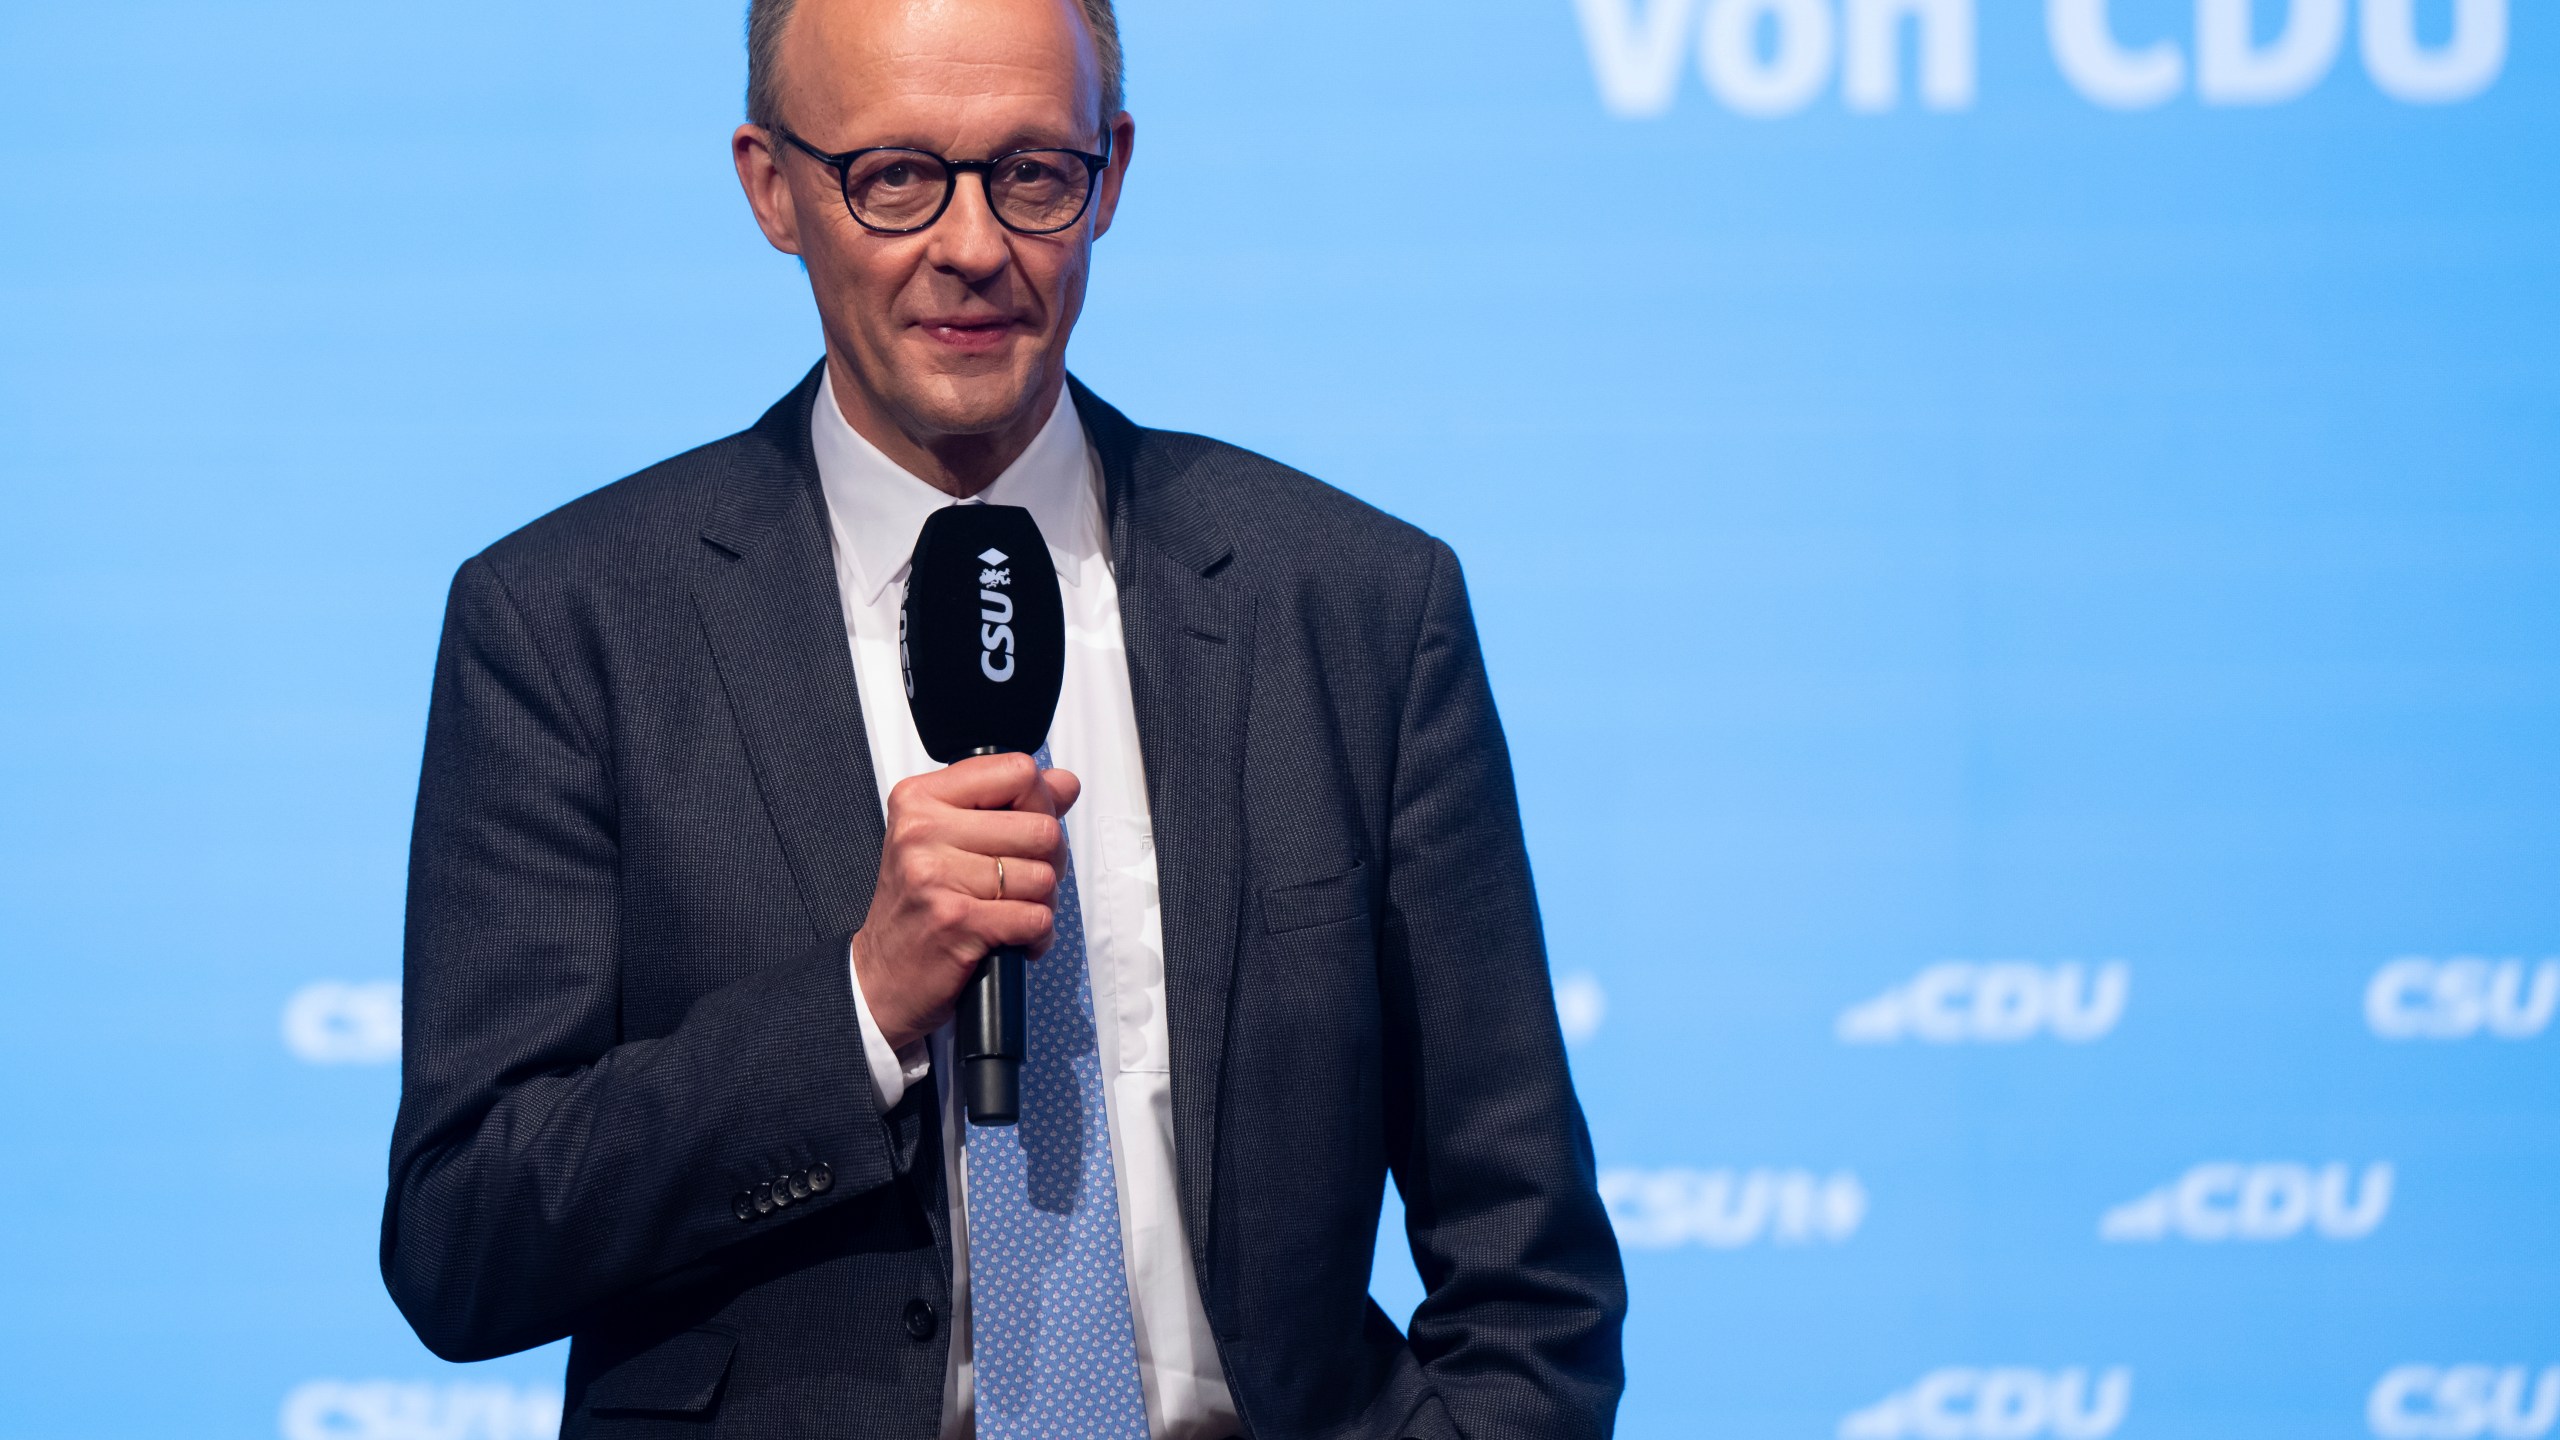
{"left": 382, "top": 365, "right": 1624, "bottom": 1438}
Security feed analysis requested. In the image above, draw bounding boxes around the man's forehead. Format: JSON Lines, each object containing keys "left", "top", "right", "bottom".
{"left": 783, "top": 0, "right": 1101, "bottom": 130}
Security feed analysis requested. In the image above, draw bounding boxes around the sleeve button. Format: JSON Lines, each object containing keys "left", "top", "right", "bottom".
{"left": 732, "top": 1192, "right": 756, "bottom": 1223}
{"left": 788, "top": 1170, "right": 811, "bottom": 1200}
{"left": 770, "top": 1174, "right": 795, "bottom": 1208}
{"left": 753, "top": 1181, "right": 775, "bottom": 1215}
{"left": 808, "top": 1162, "right": 833, "bottom": 1193}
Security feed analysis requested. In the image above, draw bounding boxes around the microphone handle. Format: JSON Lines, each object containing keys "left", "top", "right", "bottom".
{"left": 954, "top": 745, "right": 1033, "bottom": 1126}
{"left": 957, "top": 945, "right": 1027, "bottom": 1125}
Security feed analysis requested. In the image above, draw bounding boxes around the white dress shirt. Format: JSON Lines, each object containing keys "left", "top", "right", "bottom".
{"left": 812, "top": 368, "right": 1239, "bottom": 1440}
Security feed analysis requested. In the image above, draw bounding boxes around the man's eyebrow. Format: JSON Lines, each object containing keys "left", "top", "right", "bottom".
{"left": 989, "top": 128, "right": 1101, "bottom": 153}
{"left": 811, "top": 132, "right": 1094, "bottom": 157}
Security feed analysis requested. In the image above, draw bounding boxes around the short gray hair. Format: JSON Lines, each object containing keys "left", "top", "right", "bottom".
{"left": 746, "top": 0, "right": 1124, "bottom": 134}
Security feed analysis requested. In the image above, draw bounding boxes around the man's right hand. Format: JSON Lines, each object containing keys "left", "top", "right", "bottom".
{"left": 851, "top": 752, "right": 1081, "bottom": 1054}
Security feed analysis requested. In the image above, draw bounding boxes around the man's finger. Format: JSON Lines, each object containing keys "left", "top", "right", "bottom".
{"left": 1036, "top": 768, "right": 1081, "bottom": 819}
{"left": 929, "top": 809, "right": 1064, "bottom": 861}
{"left": 938, "top": 850, "right": 1057, "bottom": 905}
{"left": 904, "top": 751, "right": 1043, "bottom": 811}
{"left": 964, "top": 899, "right": 1058, "bottom": 954}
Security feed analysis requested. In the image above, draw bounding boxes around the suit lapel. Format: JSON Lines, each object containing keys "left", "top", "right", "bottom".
{"left": 1075, "top": 379, "right": 1251, "bottom": 1286}
{"left": 692, "top": 365, "right": 889, "bottom": 946}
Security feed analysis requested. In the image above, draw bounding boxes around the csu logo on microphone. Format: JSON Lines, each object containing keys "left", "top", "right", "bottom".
{"left": 976, "top": 546, "right": 1016, "bottom": 682}
{"left": 2369, "top": 1365, "right": 2560, "bottom": 1439}
{"left": 1835, "top": 961, "right": 2127, "bottom": 1044}
{"left": 1836, "top": 1367, "right": 2132, "bottom": 1439}
{"left": 2098, "top": 1161, "right": 2392, "bottom": 1243}
{"left": 2367, "top": 957, "right": 2557, "bottom": 1040}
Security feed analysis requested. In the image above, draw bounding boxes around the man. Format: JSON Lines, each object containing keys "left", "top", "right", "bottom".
{"left": 381, "top": 0, "right": 1624, "bottom": 1434}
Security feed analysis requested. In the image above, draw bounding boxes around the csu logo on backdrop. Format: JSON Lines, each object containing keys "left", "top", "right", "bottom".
{"left": 2370, "top": 1366, "right": 2560, "bottom": 1439}
{"left": 2367, "top": 957, "right": 2557, "bottom": 1041}
{"left": 281, "top": 981, "right": 400, "bottom": 1064}
{"left": 1600, "top": 1167, "right": 1866, "bottom": 1248}
{"left": 2098, "top": 1161, "right": 2392, "bottom": 1242}
{"left": 1836, "top": 961, "right": 2127, "bottom": 1044}
{"left": 1573, "top": 0, "right": 2507, "bottom": 118}
{"left": 1837, "top": 1367, "right": 2132, "bottom": 1439}
{"left": 280, "top": 1381, "right": 561, "bottom": 1440}
{"left": 1555, "top": 972, "right": 1608, "bottom": 1044}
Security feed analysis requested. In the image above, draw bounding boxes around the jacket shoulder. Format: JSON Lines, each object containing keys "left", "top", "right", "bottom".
{"left": 471, "top": 429, "right": 755, "bottom": 587}
{"left": 1135, "top": 427, "right": 1444, "bottom": 576}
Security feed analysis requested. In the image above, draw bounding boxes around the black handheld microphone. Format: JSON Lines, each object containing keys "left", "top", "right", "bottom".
{"left": 899, "top": 503, "right": 1067, "bottom": 1127}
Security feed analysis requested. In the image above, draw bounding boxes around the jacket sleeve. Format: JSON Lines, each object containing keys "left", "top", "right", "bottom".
{"left": 1381, "top": 541, "right": 1628, "bottom": 1439}
{"left": 380, "top": 555, "right": 904, "bottom": 1362}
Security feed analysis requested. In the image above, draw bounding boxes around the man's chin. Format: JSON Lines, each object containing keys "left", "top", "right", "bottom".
{"left": 892, "top": 362, "right": 1052, "bottom": 438}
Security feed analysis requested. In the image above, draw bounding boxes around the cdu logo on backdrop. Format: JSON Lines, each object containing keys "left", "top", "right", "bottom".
{"left": 2098, "top": 1161, "right": 2393, "bottom": 1242}
{"left": 1555, "top": 971, "right": 1608, "bottom": 1044}
{"left": 1837, "top": 1367, "right": 2133, "bottom": 1439}
{"left": 1572, "top": 0, "right": 2509, "bottom": 118}
{"left": 1600, "top": 1167, "right": 1868, "bottom": 1249}
{"left": 1835, "top": 962, "right": 2128, "bottom": 1045}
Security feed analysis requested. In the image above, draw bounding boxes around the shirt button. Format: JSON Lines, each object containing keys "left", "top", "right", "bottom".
{"left": 902, "top": 1298, "right": 937, "bottom": 1342}
{"left": 808, "top": 1162, "right": 834, "bottom": 1193}
{"left": 732, "top": 1192, "right": 756, "bottom": 1223}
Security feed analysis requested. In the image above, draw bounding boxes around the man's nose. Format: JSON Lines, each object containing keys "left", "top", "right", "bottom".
{"left": 926, "top": 171, "right": 1012, "bottom": 278}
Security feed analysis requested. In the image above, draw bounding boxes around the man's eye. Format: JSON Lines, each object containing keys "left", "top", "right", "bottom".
{"left": 878, "top": 163, "right": 916, "bottom": 186}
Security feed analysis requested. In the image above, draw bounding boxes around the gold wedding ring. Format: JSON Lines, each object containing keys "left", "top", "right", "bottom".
{"left": 994, "top": 856, "right": 1006, "bottom": 900}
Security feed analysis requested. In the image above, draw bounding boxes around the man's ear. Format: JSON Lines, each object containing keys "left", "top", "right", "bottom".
{"left": 733, "top": 124, "right": 804, "bottom": 256}
{"left": 1088, "top": 111, "right": 1136, "bottom": 242}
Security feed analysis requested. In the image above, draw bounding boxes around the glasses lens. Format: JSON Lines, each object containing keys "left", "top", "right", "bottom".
{"left": 844, "top": 150, "right": 951, "bottom": 231}
{"left": 989, "top": 152, "right": 1095, "bottom": 234}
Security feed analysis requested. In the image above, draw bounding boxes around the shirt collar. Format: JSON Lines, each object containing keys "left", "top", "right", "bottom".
{"left": 811, "top": 366, "right": 1102, "bottom": 607}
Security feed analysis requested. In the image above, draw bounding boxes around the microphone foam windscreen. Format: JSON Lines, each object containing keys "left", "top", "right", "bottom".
{"left": 900, "top": 504, "right": 1067, "bottom": 763}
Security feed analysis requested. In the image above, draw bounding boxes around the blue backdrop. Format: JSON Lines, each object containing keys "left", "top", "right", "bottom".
{"left": 3, "top": 1, "right": 2554, "bottom": 1436}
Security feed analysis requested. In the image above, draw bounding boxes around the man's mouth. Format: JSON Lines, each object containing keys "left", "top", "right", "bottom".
{"left": 916, "top": 316, "right": 1023, "bottom": 352}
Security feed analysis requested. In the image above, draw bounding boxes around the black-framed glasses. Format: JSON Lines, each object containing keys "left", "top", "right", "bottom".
{"left": 775, "top": 128, "right": 1111, "bottom": 236}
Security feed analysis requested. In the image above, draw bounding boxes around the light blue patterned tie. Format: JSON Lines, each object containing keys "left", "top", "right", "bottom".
{"left": 966, "top": 745, "right": 1151, "bottom": 1440}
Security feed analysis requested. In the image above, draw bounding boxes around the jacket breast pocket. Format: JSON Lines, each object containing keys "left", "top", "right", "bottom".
{"left": 583, "top": 1327, "right": 736, "bottom": 1420}
{"left": 1261, "top": 861, "right": 1369, "bottom": 934}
